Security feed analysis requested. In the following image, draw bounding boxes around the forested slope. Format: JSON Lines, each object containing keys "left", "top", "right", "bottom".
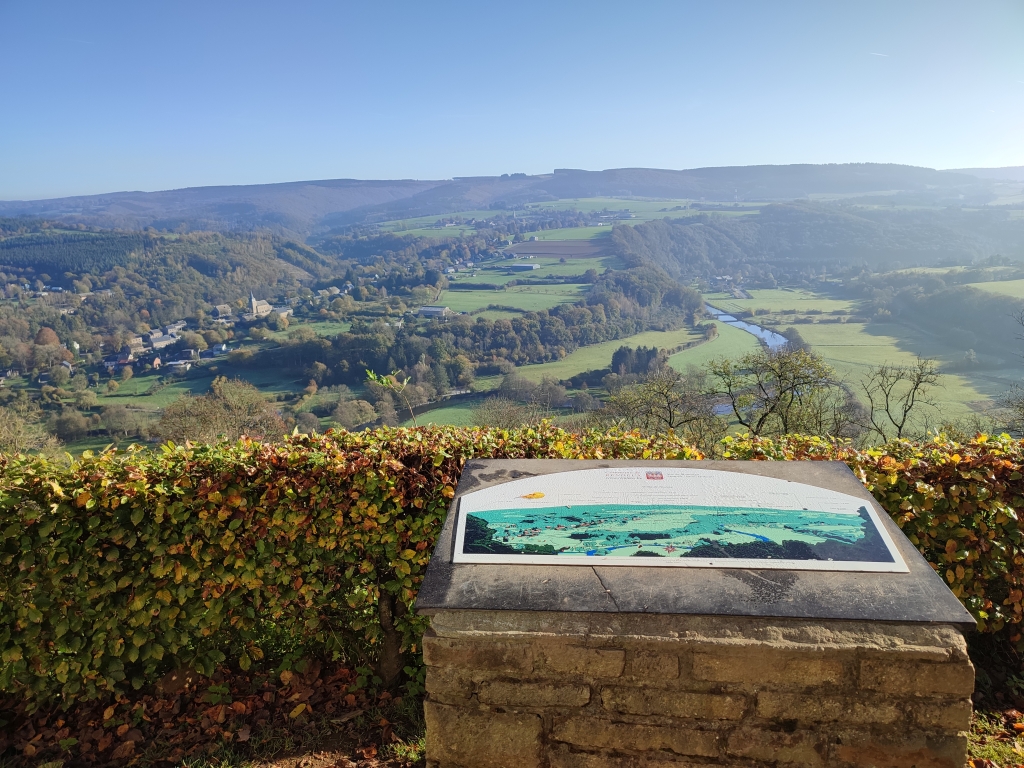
{"left": 611, "top": 204, "right": 1024, "bottom": 282}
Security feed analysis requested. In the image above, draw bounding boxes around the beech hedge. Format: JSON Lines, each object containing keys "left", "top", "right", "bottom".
{"left": 0, "top": 424, "right": 701, "bottom": 707}
{"left": 3, "top": 425, "right": 1024, "bottom": 709}
{"left": 723, "top": 433, "right": 1024, "bottom": 637}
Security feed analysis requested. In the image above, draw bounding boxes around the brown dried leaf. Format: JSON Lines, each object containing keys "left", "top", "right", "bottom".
{"left": 110, "top": 741, "right": 135, "bottom": 759}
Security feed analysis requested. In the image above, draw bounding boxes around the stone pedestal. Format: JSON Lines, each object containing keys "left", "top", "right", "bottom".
{"left": 423, "top": 611, "right": 973, "bottom": 768}
{"left": 417, "top": 461, "right": 977, "bottom": 768}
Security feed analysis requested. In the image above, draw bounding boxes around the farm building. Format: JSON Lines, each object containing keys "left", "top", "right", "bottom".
{"left": 419, "top": 306, "right": 454, "bottom": 319}
{"left": 509, "top": 263, "right": 540, "bottom": 272}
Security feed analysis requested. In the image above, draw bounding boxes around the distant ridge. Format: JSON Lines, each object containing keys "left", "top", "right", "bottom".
{"left": 0, "top": 164, "right": 993, "bottom": 235}
{"left": 946, "top": 166, "right": 1024, "bottom": 182}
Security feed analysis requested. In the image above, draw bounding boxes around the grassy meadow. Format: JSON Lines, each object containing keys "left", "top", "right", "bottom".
{"left": 465, "top": 255, "right": 619, "bottom": 285}
{"left": 527, "top": 197, "right": 762, "bottom": 223}
{"left": 401, "top": 399, "right": 480, "bottom": 428}
{"left": 966, "top": 279, "right": 1024, "bottom": 299}
{"left": 381, "top": 197, "right": 765, "bottom": 242}
{"left": 704, "top": 288, "right": 858, "bottom": 316}
{"left": 515, "top": 326, "right": 703, "bottom": 383}
{"left": 440, "top": 285, "right": 589, "bottom": 313}
{"left": 667, "top": 322, "right": 761, "bottom": 371}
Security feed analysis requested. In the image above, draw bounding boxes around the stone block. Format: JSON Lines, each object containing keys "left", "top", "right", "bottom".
{"left": 628, "top": 651, "right": 680, "bottom": 681}
{"left": 755, "top": 691, "right": 900, "bottom": 725}
{"left": 425, "top": 667, "right": 474, "bottom": 705}
{"left": 424, "top": 702, "right": 542, "bottom": 768}
{"left": 538, "top": 645, "right": 625, "bottom": 677}
{"left": 912, "top": 700, "right": 974, "bottom": 731}
{"left": 423, "top": 634, "right": 532, "bottom": 675}
{"left": 859, "top": 659, "right": 975, "bottom": 696}
{"left": 601, "top": 686, "right": 746, "bottom": 720}
{"left": 726, "top": 728, "right": 826, "bottom": 766}
{"left": 833, "top": 734, "right": 968, "bottom": 768}
{"left": 693, "top": 650, "right": 844, "bottom": 688}
{"left": 552, "top": 716, "right": 720, "bottom": 757}
{"left": 548, "top": 745, "right": 709, "bottom": 768}
{"left": 478, "top": 680, "right": 591, "bottom": 708}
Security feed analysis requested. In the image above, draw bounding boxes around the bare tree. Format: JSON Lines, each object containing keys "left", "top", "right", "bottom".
{"left": 709, "top": 347, "right": 852, "bottom": 437}
{"left": 473, "top": 396, "right": 547, "bottom": 429}
{"left": 859, "top": 358, "right": 940, "bottom": 442}
{"left": 158, "top": 377, "right": 286, "bottom": 443}
{"left": 0, "top": 406, "right": 62, "bottom": 455}
{"left": 599, "top": 368, "right": 727, "bottom": 454}
{"left": 331, "top": 399, "right": 376, "bottom": 430}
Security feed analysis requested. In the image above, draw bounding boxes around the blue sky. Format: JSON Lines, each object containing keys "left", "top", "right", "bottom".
{"left": 1, "top": 0, "right": 1022, "bottom": 199}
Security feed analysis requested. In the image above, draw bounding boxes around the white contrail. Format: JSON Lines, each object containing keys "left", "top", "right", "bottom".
{"left": 869, "top": 52, "right": 889, "bottom": 57}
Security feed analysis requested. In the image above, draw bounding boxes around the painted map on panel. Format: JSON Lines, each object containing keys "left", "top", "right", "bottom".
{"left": 452, "top": 467, "right": 907, "bottom": 572}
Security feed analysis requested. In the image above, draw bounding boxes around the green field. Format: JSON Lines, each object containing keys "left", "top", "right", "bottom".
{"left": 469, "top": 256, "right": 619, "bottom": 285}
{"left": 401, "top": 400, "right": 479, "bottom": 427}
{"left": 698, "top": 290, "right": 1014, "bottom": 419}
{"left": 94, "top": 362, "right": 303, "bottom": 412}
{"left": 270, "top": 320, "right": 351, "bottom": 339}
{"left": 381, "top": 209, "right": 497, "bottom": 239}
{"left": 384, "top": 226, "right": 478, "bottom": 239}
{"left": 796, "top": 321, "right": 997, "bottom": 420}
{"left": 96, "top": 372, "right": 214, "bottom": 411}
{"left": 966, "top": 279, "right": 1024, "bottom": 299}
{"left": 514, "top": 226, "right": 613, "bottom": 241}
{"left": 440, "top": 285, "right": 589, "bottom": 313}
{"left": 471, "top": 308, "right": 525, "bottom": 320}
{"left": 526, "top": 197, "right": 761, "bottom": 223}
{"left": 378, "top": 198, "right": 763, "bottom": 242}
{"left": 668, "top": 322, "right": 761, "bottom": 371}
{"left": 704, "top": 288, "right": 858, "bottom": 316}
{"left": 515, "top": 326, "right": 703, "bottom": 382}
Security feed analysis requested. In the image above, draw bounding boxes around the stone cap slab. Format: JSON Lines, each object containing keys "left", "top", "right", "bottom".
{"left": 416, "top": 459, "right": 975, "bottom": 628}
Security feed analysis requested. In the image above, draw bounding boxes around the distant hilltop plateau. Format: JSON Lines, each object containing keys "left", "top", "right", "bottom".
{"left": 0, "top": 163, "right": 1018, "bottom": 236}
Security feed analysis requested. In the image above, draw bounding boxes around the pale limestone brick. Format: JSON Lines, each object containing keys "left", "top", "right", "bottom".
{"left": 478, "top": 680, "right": 591, "bottom": 708}
{"left": 424, "top": 701, "right": 542, "bottom": 768}
{"left": 693, "top": 650, "right": 844, "bottom": 687}
{"left": 548, "top": 744, "right": 712, "bottom": 768}
{"left": 726, "top": 727, "right": 826, "bottom": 766}
{"left": 601, "top": 686, "right": 746, "bottom": 720}
{"left": 551, "top": 716, "right": 720, "bottom": 757}
{"left": 537, "top": 645, "right": 625, "bottom": 677}
{"left": 423, "top": 634, "right": 532, "bottom": 675}
{"left": 859, "top": 659, "right": 975, "bottom": 696}
{"left": 424, "top": 667, "right": 474, "bottom": 705}
{"left": 755, "top": 691, "right": 900, "bottom": 725}
{"left": 833, "top": 733, "right": 968, "bottom": 768}
{"left": 912, "top": 699, "right": 974, "bottom": 731}
{"left": 627, "top": 651, "right": 680, "bottom": 681}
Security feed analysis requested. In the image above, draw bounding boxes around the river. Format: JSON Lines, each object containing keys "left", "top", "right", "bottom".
{"left": 704, "top": 303, "right": 789, "bottom": 351}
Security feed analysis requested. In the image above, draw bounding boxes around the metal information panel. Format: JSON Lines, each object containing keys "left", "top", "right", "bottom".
{"left": 452, "top": 466, "right": 908, "bottom": 572}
